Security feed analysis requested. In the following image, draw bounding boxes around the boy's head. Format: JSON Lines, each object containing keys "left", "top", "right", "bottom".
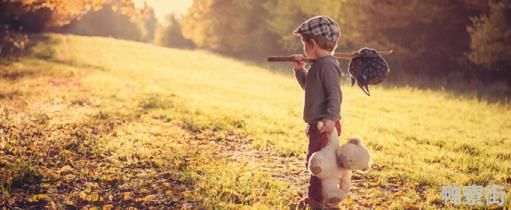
{"left": 294, "top": 16, "right": 340, "bottom": 58}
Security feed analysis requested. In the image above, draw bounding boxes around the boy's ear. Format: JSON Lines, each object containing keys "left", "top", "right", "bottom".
{"left": 311, "top": 39, "right": 318, "bottom": 48}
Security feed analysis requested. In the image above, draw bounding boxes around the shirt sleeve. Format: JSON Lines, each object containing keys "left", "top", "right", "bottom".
{"left": 294, "top": 67, "right": 307, "bottom": 90}
{"left": 320, "top": 63, "right": 342, "bottom": 121}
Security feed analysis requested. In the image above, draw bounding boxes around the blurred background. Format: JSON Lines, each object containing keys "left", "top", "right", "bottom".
{"left": 1, "top": 1, "right": 510, "bottom": 209}
{"left": 1, "top": 0, "right": 510, "bottom": 96}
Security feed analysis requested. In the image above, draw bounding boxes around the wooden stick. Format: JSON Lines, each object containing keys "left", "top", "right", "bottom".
{"left": 267, "top": 50, "right": 393, "bottom": 62}
{"left": 266, "top": 56, "right": 315, "bottom": 62}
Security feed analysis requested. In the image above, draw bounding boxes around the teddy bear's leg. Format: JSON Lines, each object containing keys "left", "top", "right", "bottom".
{"left": 339, "top": 169, "right": 352, "bottom": 194}
{"left": 321, "top": 178, "right": 346, "bottom": 206}
{"left": 308, "top": 135, "right": 338, "bottom": 176}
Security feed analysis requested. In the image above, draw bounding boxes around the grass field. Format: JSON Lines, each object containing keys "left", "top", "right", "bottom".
{"left": 0, "top": 34, "right": 510, "bottom": 209}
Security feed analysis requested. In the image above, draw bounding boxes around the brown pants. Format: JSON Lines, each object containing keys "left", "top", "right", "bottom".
{"left": 305, "top": 120, "right": 342, "bottom": 206}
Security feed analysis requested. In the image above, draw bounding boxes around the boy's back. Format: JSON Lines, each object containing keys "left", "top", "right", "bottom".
{"left": 295, "top": 55, "right": 342, "bottom": 124}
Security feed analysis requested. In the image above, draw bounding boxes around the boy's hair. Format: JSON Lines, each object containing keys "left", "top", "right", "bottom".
{"left": 301, "top": 33, "right": 337, "bottom": 52}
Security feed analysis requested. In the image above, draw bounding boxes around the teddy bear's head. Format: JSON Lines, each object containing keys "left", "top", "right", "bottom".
{"left": 336, "top": 136, "right": 372, "bottom": 172}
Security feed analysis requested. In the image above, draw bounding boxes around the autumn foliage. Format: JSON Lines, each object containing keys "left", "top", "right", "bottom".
{"left": 180, "top": 0, "right": 511, "bottom": 85}
{"left": 2, "top": 0, "right": 106, "bottom": 30}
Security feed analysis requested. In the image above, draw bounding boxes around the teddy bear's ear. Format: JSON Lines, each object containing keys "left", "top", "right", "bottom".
{"left": 347, "top": 137, "right": 362, "bottom": 145}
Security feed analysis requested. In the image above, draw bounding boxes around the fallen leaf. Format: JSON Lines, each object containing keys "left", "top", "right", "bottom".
{"left": 135, "top": 195, "right": 154, "bottom": 202}
{"left": 28, "top": 194, "right": 50, "bottom": 203}
{"left": 102, "top": 204, "right": 114, "bottom": 210}
{"left": 165, "top": 190, "right": 173, "bottom": 196}
{"left": 59, "top": 165, "right": 74, "bottom": 175}
{"left": 64, "top": 174, "right": 76, "bottom": 182}
{"left": 100, "top": 176, "right": 120, "bottom": 185}
{"left": 403, "top": 202, "right": 419, "bottom": 210}
{"left": 122, "top": 192, "right": 132, "bottom": 201}
{"left": 360, "top": 198, "right": 381, "bottom": 206}
{"left": 341, "top": 197, "right": 355, "bottom": 205}
{"left": 390, "top": 191, "right": 407, "bottom": 199}
{"left": 79, "top": 191, "right": 102, "bottom": 202}
{"left": 47, "top": 171, "right": 61, "bottom": 181}
{"left": 79, "top": 191, "right": 88, "bottom": 201}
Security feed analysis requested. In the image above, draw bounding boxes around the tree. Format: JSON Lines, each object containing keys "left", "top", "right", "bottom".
{"left": 0, "top": 0, "right": 139, "bottom": 32}
{"left": 157, "top": 14, "right": 194, "bottom": 49}
{"left": 467, "top": 0, "right": 511, "bottom": 84}
{"left": 181, "top": 0, "right": 281, "bottom": 56}
{"left": 58, "top": 1, "right": 148, "bottom": 42}
{"left": 141, "top": 5, "right": 157, "bottom": 43}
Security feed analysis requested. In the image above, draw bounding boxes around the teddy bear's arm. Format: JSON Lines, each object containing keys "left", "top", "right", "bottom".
{"left": 339, "top": 169, "right": 352, "bottom": 194}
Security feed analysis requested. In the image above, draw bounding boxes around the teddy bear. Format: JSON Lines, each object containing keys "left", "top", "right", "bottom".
{"left": 307, "top": 122, "right": 372, "bottom": 207}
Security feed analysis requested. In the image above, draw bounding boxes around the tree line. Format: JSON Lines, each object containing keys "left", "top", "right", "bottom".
{"left": 0, "top": 0, "right": 192, "bottom": 57}
{"left": 1, "top": 0, "right": 510, "bottom": 86}
{"left": 0, "top": 0, "right": 152, "bottom": 60}
{"left": 180, "top": 0, "right": 511, "bottom": 86}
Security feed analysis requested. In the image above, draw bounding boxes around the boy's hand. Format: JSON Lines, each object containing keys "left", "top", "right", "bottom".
{"left": 319, "top": 119, "right": 335, "bottom": 134}
{"left": 291, "top": 54, "right": 306, "bottom": 70}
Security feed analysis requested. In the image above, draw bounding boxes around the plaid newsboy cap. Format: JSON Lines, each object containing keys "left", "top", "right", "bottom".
{"left": 293, "top": 16, "right": 340, "bottom": 42}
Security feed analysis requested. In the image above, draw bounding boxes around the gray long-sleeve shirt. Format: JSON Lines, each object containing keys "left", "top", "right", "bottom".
{"left": 294, "top": 55, "right": 342, "bottom": 124}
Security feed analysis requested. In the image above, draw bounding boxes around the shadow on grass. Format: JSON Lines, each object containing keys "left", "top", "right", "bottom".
{"left": 380, "top": 76, "right": 511, "bottom": 106}
{"left": 0, "top": 34, "right": 108, "bottom": 83}
{"left": 26, "top": 33, "right": 108, "bottom": 72}
{"left": 25, "top": 34, "right": 60, "bottom": 60}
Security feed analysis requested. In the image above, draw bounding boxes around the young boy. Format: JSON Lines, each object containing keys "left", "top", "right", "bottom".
{"left": 291, "top": 16, "right": 342, "bottom": 209}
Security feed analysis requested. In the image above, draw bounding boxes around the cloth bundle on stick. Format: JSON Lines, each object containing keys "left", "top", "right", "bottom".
{"left": 348, "top": 48, "right": 390, "bottom": 96}
{"left": 267, "top": 48, "right": 391, "bottom": 96}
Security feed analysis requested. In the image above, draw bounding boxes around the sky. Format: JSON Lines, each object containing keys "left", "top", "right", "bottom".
{"left": 133, "top": 0, "right": 193, "bottom": 24}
